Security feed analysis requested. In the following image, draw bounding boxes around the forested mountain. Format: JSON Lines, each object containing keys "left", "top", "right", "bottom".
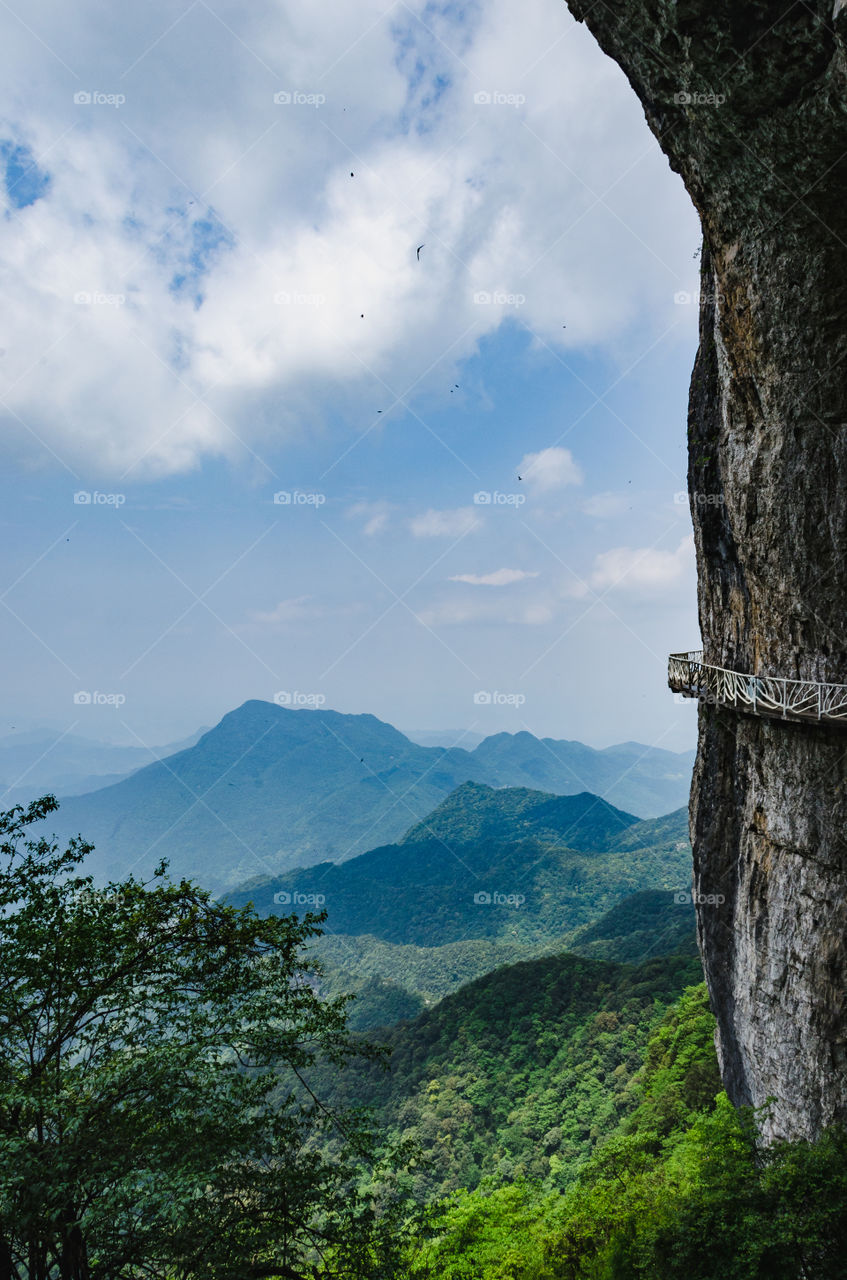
{"left": 312, "top": 888, "right": 697, "bottom": 1030}
{"left": 49, "top": 701, "right": 695, "bottom": 889}
{"left": 302, "top": 951, "right": 706, "bottom": 1199}
{"left": 226, "top": 785, "right": 692, "bottom": 946}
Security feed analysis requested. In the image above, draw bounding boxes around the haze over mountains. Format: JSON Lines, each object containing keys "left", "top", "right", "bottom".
{"left": 229, "top": 779, "right": 695, "bottom": 1032}
{"left": 227, "top": 781, "right": 691, "bottom": 947}
{"left": 0, "top": 727, "right": 206, "bottom": 807}
{"left": 46, "top": 701, "right": 695, "bottom": 890}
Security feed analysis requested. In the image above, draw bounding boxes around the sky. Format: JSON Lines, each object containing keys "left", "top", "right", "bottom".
{"left": 0, "top": 0, "right": 704, "bottom": 753}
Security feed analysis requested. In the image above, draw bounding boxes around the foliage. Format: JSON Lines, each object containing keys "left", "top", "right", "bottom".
{"left": 398, "top": 783, "right": 639, "bottom": 852}
{"left": 0, "top": 797, "right": 427, "bottom": 1280}
{"left": 227, "top": 802, "right": 692, "bottom": 950}
{"left": 309, "top": 952, "right": 704, "bottom": 1198}
{"left": 408, "top": 984, "right": 847, "bottom": 1280}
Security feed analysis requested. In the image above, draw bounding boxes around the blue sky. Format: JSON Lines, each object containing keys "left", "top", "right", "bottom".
{"left": 0, "top": 0, "right": 703, "bottom": 751}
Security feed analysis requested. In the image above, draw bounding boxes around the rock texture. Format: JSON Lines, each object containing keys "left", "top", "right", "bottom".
{"left": 565, "top": 0, "right": 847, "bottom": 1139}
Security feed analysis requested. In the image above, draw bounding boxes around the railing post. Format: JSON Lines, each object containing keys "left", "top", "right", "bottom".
{"left": 783, "top": 678, "right": 787, "bottom": 718}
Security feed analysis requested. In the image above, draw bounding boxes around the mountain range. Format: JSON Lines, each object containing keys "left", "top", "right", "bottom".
{"left": 46, "top": 700, "right": 694, "bottom": 890}
{"left": 227, "top": 781, "right": 691, "bottom": 946}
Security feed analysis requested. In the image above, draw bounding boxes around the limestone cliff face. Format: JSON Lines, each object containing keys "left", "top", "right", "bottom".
{"left": 565, "top": 0, "right": 847, "bottom": 1139}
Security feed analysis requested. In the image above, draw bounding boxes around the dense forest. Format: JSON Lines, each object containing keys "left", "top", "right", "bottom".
{"left": 2, "top": 796, "right": 845, "bottom": 1279}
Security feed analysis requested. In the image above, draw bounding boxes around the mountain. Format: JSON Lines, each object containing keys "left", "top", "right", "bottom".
{"left": 310, "top": 888, "right": 697, "bottom": 1030}
{"left": 299, "top": 950, "right": 707, "bottom": 1199}
{"left": 403, "top": 728, "right": 486, "bottom": 749}
{"left": 567, "top": 888, "right": 698, "bottom": 965}
{"left": 400, "top": 780, "right": 640, "bottom": 851}
{"left": 46, "top": 701, "right": 694, "bottom": 889}
{"left": 470, "top": 731, "right": 694, "bottom": 817}
{"left": 0, "top": 727, "right": 205, "bottom": 806}
{"left": 227, "top": 785, "right": 692, "bottom": 947}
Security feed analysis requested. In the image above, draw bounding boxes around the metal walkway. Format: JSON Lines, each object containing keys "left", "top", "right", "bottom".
{"left": 668, "top": 651, "right": 847, "bottom": 726}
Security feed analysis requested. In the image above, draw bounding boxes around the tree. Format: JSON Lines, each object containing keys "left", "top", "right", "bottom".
{"left": 0, "top": 796, "right": 423, "bottom": 1280}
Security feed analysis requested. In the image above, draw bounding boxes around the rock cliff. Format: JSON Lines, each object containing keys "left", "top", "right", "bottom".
{"left": 565, "top": 0, "right": 847, "bottom": 1139}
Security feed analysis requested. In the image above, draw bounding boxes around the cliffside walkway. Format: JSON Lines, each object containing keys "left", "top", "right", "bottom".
{"left": 668, "top": 651, "right": 847, "bottom": 726}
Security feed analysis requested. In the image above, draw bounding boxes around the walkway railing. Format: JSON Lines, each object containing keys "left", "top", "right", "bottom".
{"left": 668, "top": 651, "right": 847, "bottom": 725}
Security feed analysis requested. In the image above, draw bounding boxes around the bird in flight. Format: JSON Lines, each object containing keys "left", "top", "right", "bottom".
{"left": 417, "top": 244, "right": 425, "bottom": 260}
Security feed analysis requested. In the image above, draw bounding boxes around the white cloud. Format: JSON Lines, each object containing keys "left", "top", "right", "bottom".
{"left": 346, "top": 501, "right": 391, "bottom": 536}
{"left": 449, "top": 568, "right": 539, "bottom": 586}
{"left": 0, "top": 0, "right": 697, "bottom": 478}
{"left": 517, "top": 447, "right": 584, "bottom": 493}
{"left": 591, "top": 535, "right": 695, "bottom": 593}
{"left": 248, "top": 596, "right": 322, "bottom": 625}
{"left": 409, "top": 507, "right": 480, "bottom": 538}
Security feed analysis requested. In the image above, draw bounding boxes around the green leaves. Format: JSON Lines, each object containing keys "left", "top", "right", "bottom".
{"left": 0, "top": 798, "right": 423, "bottom": 1280}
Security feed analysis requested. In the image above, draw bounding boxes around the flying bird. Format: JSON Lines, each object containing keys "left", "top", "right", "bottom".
{"left": 417, "top": 244, "right": 424, "bottom": 260}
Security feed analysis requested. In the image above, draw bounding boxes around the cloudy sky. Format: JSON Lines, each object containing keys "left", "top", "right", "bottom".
{"left": 0, "top": 0, "right": 703, "bottom": 753}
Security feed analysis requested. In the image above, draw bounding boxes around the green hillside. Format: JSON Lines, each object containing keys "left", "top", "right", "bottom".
{"left": 400, "top": 781, "right": 639, "bottom": 851}
{"left": 303, "top": 950, "right": 705, "bottom": 1199}
{"left": 49, "top": 702, "right": 695, "bottom": 889}
{"left": 226, "top": 788, "right": 692, "bottom": 947}
{"left": 311, "top": 890, "right": 697, "bottom": 1029}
